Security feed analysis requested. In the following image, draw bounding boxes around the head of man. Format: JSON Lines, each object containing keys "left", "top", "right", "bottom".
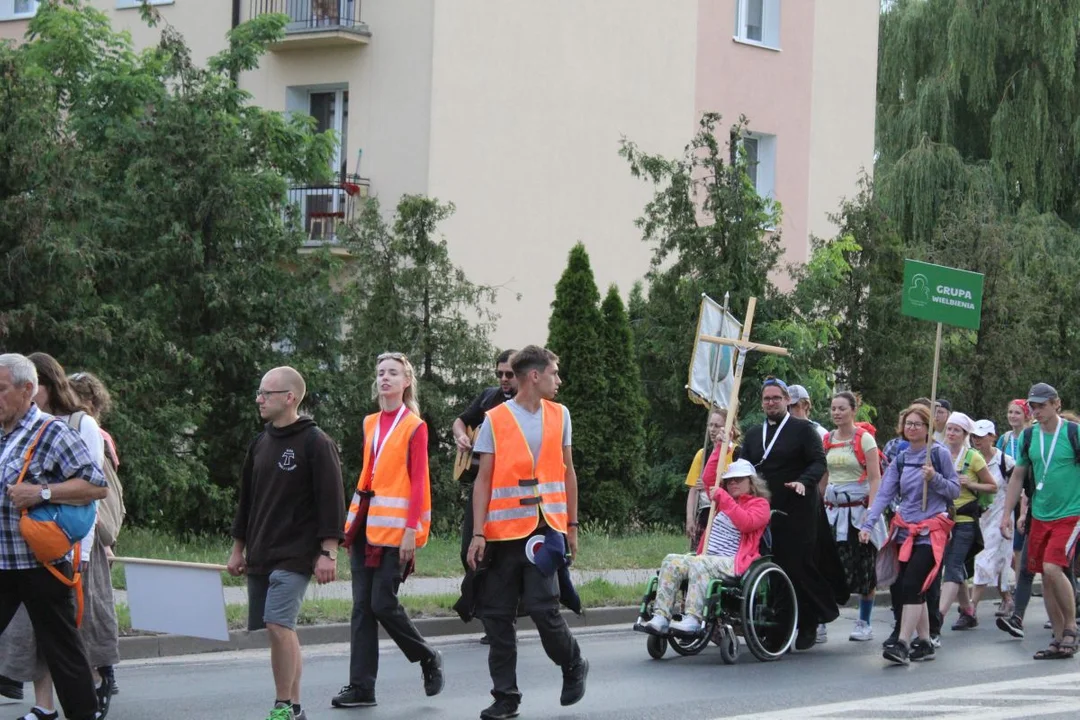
{"left": 511, "top": 345, "right": 560, "bottom": 400}
{"left": 0, "top": 354, "right": 37, "bottom": 432}
{"left": 934, "top": 399, "right": 952, "bottom": 431}
{"left": 761, "top": 377, "right": 790, "bottom": 422}
{"left": 1027, "top": 383, "right": 1061, "bottom": 427}
{"left": 257, "top": 366, "right": 306, "bottom": 426}
{"left": 495, "top": 348, "right": 517, "bottom": 395}
{"left": 786, "top": 385, "right": 812, "bottom": 420}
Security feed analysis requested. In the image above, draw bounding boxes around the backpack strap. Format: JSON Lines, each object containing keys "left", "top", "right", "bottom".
{"left": 65, "top": 411, "right": 85, "bottom": 433}
{"left": 1068, "top": 421, "right": 1080, "bottom": 464}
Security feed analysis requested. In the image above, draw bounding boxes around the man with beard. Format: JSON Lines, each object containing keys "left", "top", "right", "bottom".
{"left": 740, "top": 377, "right": 839, "bottom": 650}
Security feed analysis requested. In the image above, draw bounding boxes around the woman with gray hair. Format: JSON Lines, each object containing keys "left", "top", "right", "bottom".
{"left": 636, "top": 459, "right": 771, "bottom": 636}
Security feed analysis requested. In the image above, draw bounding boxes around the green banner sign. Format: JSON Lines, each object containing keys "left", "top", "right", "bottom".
{"left": 901, "top": 259, "right": 984, "bottom": 330}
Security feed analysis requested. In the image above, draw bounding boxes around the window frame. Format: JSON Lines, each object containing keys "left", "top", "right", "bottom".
{"left": 116, "top": 0, "right": 175, "bottom": 9}
{"left": 734, "top": 0, "right": 781, "bottom": 51}
{"left": 1, "top": 0, "right": 40, "bottom": 21}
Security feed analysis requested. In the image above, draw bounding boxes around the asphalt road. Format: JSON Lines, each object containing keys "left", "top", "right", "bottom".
{"left": 6, "top": 605, "right": 1079, "bottom": 720}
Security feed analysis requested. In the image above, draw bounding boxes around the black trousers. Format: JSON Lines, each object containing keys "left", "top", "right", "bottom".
{"left": 348, "top": 546, "right": 435, "bottom": 691}
{"left": 460, "top": 482, "right": 476, "bottom": 572}
{"left": 0, "top": 564, "right": 98, "bottom": 720}
{"left": 479, "top": 538, "right": 580, "bottom": 701}
{"left": 889, "top": 544, "right": 942, "bottom": 634}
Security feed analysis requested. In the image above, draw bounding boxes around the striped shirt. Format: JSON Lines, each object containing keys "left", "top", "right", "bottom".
{"left": 0, "top": 404, "right": 106, "bottom": 570}
{"left": 705, "top": 510, "right": 741, "bottom": 557}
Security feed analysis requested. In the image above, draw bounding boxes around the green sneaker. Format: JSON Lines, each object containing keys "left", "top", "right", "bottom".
{"left": 267, "top": 702, "right": 294, "bottom": 720}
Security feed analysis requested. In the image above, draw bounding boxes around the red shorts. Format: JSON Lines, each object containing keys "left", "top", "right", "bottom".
{"left": 1027, "top": 516, "right": 1080, "bottom": 573}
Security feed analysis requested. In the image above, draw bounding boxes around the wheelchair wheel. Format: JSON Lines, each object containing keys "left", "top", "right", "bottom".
{"left": 668, "top": 620, "right": 712, "bottom": 656}
{"left": 740, "top": 561, "right": 798, "bottom": 662}
{"left": 717, "top": 625, "right": 739, "bottom": 665}
{"left": 646, "top": 634, "right": 668, "bottom": 660}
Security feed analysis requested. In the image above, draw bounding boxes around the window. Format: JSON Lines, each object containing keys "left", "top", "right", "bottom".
{"left": 742, "top": 132, "right": 777, "bottom": 201}
{"left": 0, "top": 0, "right": 39, "bottom": 20}
{"left": 735, "top": 0, "right": 780, "bottom": 50}
{"left": 116, "top": 0, "right": 174, "bottom": 8}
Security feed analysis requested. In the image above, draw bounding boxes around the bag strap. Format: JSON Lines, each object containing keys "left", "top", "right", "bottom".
{"left": 15, "top": 419, "right": 55, "bottom": 491}
{"left": 1068, "top": 421, "right": 1080, "bottom": 464}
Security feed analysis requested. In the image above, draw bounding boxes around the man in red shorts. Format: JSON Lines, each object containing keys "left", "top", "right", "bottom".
{"left": 1002, "top": 383, "right": 1080, "bottom": 659}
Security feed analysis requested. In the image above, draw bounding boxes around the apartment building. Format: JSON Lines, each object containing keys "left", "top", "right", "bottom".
{"left": 1, "top": 0, "right": 879, "bottom": 348}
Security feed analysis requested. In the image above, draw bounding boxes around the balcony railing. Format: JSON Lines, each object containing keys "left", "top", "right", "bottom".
{"left": 288, "top": 174, "right": 369, "bottom": 245}
{"left": 249, "top": 0, "right": 371, "bottom": 49}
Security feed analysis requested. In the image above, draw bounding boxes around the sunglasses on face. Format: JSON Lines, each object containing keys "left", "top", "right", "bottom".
{"left": 496, "top": 371, "right": 514, "bottom": 379}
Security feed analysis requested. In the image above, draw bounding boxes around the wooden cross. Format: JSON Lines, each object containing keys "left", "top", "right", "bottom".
{"left": 695, "top": 297, "right": 791, "bottom": 550}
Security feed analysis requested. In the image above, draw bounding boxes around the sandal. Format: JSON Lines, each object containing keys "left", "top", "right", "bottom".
{"left": 1034, "top": 639, "right": 1063, "bottom": 660}
{"left": 1058, "top": 629, "right": 1079, "bottom": 658}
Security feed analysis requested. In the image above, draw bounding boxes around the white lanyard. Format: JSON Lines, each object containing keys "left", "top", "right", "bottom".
{"left": 1037, "top": 417, "right": 1063, "bottom": 489}
{"left": 370, "top": 405, "right": 408, "bottom": 474}
{"left": 760, "top": 414, "right": 790, "bottom": 463}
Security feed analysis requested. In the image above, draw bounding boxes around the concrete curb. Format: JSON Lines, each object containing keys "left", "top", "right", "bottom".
{"left": 119, "top": 605, "right": 643, "bottom": 660}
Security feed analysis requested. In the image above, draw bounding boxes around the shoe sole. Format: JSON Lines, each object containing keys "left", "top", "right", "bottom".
{"left": 883, "top": 654, "right": 910, "bottom": 666}
{"left": 911, "top": 654, "right": 935, "bottom": 662}
{"left": 331, "top": 699, "right": 377, "bottom": 708}
{"left": 480, "top": 712, "right": 520, "bottom": 720}
{"left": 560, "top": 659, "right": 589, "bottom": 707}
{"left": 849, "top": 635, "right": 874, "bottom": 642}
{"left": 996, "top": 617, "right": 1024, "bottom": 638}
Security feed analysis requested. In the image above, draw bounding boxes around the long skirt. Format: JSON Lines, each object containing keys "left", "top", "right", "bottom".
{"left": 835, "top": 533, "right": 878, "bottom": 596}
{"left": 0, "top": 539, "right": 120, "bottom": 681}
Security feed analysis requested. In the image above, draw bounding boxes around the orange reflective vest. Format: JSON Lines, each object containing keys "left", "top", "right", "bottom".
{"left": 483, "top": 399, "right": 568, "bottom": 540}
{"left": 345, "top": 410, "right": 431, "bottom": 548}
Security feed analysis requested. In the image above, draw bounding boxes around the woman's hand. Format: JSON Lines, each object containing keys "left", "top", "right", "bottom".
{"left": 921, "top": 465, "right": 935, "bottom": 482}
{"left": 685, "top": 516, "right": 698, "bottom": 541}
{"left": 784, "top": 482, "right": 806, "bottom": 497}
{"left": 1000, "top": 515, "right": 1013, "bottom": 540}
{"left": 858, "top": 530, "right": 870, "bottom": 544}
{"left": 399, "top": 527, "right": 417, "bottom": 566}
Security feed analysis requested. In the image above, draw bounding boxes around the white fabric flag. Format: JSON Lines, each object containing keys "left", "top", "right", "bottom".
{"left": 124, "top": 559, "right": 229, "bottom": 641}
{"left": 688, "top": 295, "right": 743, "bottom": 409}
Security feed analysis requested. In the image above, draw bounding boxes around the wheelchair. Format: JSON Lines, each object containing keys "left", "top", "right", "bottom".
{"left": 635, "top": 528, "right": 798, "bottom": 664}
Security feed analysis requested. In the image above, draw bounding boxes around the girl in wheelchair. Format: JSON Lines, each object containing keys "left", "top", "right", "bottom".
{"left": 637, "top": 459, "right": 771, "bottom": 636}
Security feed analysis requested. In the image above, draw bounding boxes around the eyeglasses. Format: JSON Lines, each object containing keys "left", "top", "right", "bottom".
{"left": 496, "top": 371, "right": 514, "bottom": 380}
{"left": 904, "top": 421, "right": 926, "bottom": 428}
{"left": 762, "top": 396, "right": 786, "bottom": 404}
{"left": 256, "top": 390, "right": 289, "bottom": 400}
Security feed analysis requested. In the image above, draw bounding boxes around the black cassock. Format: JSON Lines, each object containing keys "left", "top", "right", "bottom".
{"left": 741, "top": 415, "right": 846, "bottom": 630}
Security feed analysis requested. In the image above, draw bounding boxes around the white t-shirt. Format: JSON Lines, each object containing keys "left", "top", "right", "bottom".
{"left": 60, "top": 412, "right": 104, "bottom": 562}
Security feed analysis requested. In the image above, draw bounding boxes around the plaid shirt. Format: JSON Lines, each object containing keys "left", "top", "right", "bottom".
{"left": 0, "top": 404, "right": 106, "bottom": 570}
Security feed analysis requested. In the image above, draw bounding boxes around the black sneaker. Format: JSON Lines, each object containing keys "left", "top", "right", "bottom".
{"left": 951, "top": 611, "right": 978, "bottom": 630}
{"left": 480, "top": 695, "right": 521, "bottom": 720}
{"left": 883, "top": 640, "right": 910, "bottom": 666}
{"left": 794, "top": 626, "right": 818, "bottom": 650}
{"left": 331, "top": 684, "right": 376, "bottom": 708}
{"left": 97, "top": 666, "right": 118, "bottom": 696}
{"left": 997, "top": 614, "right": 1024, "bottom": 638}
{"left": 0, "top": 673, "right": 23, "bottom": 701}
{"left": 882, "top": 628, "right": 900, "bottom": 650}
{"left": 422, "top": 650, "right": 444, "bottom": 697}
{"left": 929, "top": 633, "right": 942, "bottom": 648}
{"left": 560, "top": 657, "right": 588, "bottom": 706}
{"left": 22, "top": 709, "right": 58, "bottom": 720}
{"left": 479, "top": 634, "right": 491, "bottom": 645}
{"left": 909, "top": 638, "right": 936, "bottom": 662}
{"left": 96, "top": 677, "right": 112, "bottom": 719}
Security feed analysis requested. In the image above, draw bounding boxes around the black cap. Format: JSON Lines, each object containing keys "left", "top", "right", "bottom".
{"left": 936, "top": 398, "right": 951, "bottom": 413}
{"left": 1028, "top": 383, "right": 1059, "bottom": 404}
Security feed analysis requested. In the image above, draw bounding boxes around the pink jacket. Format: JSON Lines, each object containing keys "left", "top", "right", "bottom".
{"left": 695, "top": 462, "right": 771, "bottom": 574}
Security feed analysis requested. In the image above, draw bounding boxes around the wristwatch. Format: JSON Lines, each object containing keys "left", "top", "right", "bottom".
{"left": 319, "top": 549, "right": 338, "bottom": 561}
{"left": 39, "top": 484, "right": 51, "bottom": 502}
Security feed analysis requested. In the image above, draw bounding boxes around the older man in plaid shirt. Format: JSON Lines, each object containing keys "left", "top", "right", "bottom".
{"left": 0, "top": 354, "right": 107, "bottom": 720}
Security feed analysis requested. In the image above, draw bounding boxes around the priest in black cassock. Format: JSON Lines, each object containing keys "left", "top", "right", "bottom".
{"left": 740, "top": 378, "right": 842, "bottom": 650}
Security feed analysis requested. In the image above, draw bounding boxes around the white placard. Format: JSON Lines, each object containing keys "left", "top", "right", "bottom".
{"left": 124, "top": 560, "right": 229, "bottom": 641}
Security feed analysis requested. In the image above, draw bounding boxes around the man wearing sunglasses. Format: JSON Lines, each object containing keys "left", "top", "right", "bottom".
{"left": 740, "top": 377, "right": 838, "bottom": 651}
{"left": 453, "top": 350, "right": 518, "bottom": 575}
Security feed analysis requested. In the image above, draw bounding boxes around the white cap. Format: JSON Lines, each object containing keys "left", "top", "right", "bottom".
{"left": 721, "top": 458, "right": 757, "bottom": 480}
{"left": 787, "top": 385, "right": 811, "bottom": 406}
{"left": 972, "top": 419, "right": 996, "bottom": 437}
{"left": 946, "top": 411, "right": 974, "bottom": 434}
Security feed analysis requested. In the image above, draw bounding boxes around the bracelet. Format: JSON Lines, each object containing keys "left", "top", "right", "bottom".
{"left": 473, "top": 533, "right": 486, "bottom": 539}
{"left": 568, "top": 521, "right": 580, "bottom": 527}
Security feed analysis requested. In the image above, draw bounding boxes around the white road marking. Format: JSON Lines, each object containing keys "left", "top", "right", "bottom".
{"left": 721, "top": 670, "right": 1080, "bottom": 720}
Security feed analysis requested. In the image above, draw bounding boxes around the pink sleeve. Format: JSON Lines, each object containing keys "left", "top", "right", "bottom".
{"left": 405, "top": 423, "right": 429, "bottom": 530}
{"left": 714, "top": 492, "right": 770, "bottom": 533}
{"left": 701, "top": 446, "right": 722, "bottom": 496}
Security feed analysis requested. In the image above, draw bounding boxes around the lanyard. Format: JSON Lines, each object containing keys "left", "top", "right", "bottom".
{"left": 1009, "top": 432, "right": 1018, "bottom": 459}
{"left": 370, "top": 405, "right": 408, "bottom": 475}
{"left": 760, "top": 414, "right": 790, "bottom": 463}
{"left": 1038, "top": 417, "right": 1063, "bottom": 478}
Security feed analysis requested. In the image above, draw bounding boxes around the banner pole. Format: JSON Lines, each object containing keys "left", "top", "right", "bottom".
{"left": 923, "top": 322, "right": 944, "bottom": 511}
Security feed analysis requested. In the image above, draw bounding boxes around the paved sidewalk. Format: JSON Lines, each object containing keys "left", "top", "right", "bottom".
{"left": 113, "top": 568, "right": 656, "bottom": 607}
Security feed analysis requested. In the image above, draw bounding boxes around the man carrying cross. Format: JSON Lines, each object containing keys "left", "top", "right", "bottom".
{"left": 740, "top": 377, "right": 841, "bottom": 650}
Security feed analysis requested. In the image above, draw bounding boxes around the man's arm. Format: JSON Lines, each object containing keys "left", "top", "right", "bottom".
{"left": 227, "top": 441, "right": 258, "bottom": 576}
{"left": 311, "top": 432, "right": 347, "bottom": 543}
{"left": 564, "top": 445, "right": 579, "bottom": 557}
{"left": 796, "top": 424, "right": 827, "bottom": 490}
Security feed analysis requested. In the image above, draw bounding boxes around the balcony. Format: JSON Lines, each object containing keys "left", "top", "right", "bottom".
{"left": 288, "top": 174, "right": 369, "bottom": 250}
{"left": 250, "top": 0, "right": 371, "bottom": 51}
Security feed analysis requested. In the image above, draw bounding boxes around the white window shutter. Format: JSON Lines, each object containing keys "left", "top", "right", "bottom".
{"left": 763, "top": 0, "right": 782, "bottom": 49}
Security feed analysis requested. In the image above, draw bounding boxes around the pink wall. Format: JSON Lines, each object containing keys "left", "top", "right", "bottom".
{"left": 694, "top": 0, "right": 816, "bottom": 268}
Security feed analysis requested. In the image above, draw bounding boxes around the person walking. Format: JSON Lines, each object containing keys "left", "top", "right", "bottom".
{"left": 228, "top": 366, "right": 346, "bottom": 720}
{"left": 969, "top": 420, "right": 1015, "bottom": 620}
{"left": 997, "top": 399, "right": 1032, "bottom": 619}
{"left": 861, "top": 404, "right": 960, "bottom": 665}
{"left": 740, "top": 378, "right": 840, "bottom": 651}
{"left": 0, "top": 353, "right": 106, "bottom": 720}
{"left": 465, "top": 345, "right": 587, "bottom": 720}
{"left": 1001, "top": 383, "right": 1080, "bottom": 659}
{"left": 822, "top": 391, "right": 884, "bottom": 642}
{"left": 685, "top": 408, "right": 739, "bottom": 551}
{"left": 332, "top": 353, "right": 444, "bottom": 709}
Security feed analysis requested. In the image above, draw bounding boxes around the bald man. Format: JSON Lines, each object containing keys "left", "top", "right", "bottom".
{"left": 228, "top": 367, "right": 346, "bottom": 720}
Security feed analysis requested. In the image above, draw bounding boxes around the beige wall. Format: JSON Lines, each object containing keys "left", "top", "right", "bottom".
{"left": 427, "top": 0, "right": 699, "bottom": 350}
{"left": 806, "top": 0, "right": 879, "bottom": 242}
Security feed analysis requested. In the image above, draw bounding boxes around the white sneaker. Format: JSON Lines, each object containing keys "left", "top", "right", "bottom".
{"left": 641, "top": 615, "right": 670, "bottom": 635}
{"left": 849, "top": 620, "right": 874, "bottom": 642}
{"left": 816, "top": 623, "right": 828, "bottom": 644}
{"left": 669, "top": 616, "right": 703, "bottom": 635}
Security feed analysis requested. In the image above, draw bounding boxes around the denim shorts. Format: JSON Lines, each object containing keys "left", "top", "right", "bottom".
{"left": 942, "top": 521, "right": 979, "bottom": 584}
{"left": 247, "top": 569, "right": 310, "bottom": 630}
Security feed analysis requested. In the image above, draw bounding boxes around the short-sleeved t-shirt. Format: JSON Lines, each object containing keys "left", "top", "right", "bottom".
{"left": 951, "top": 447, "right": 987, "bottom": 523}
{"left": 685, "top": 448, "right": 706, "bottom": 488}
{"left": 1017, "top": 420, "right": 1080, "bottom": 522}
{"left": 473, "top": 399, "right": 572, "bottom": 460}
{"left": 825, "top": 430, "right": 878, "bottom": 485}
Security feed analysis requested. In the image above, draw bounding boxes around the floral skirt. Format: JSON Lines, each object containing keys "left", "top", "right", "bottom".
{"left": 836, "top": 533, "right": 878, "bottom": 596}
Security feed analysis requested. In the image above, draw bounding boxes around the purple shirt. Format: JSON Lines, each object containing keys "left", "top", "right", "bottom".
{"left": 861, "top": 443, "right": 960, "bottom": 537}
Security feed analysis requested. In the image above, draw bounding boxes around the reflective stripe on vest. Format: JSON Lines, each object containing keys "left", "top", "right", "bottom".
{"left": 483, "top": 399, "right": 568, "bottom": 540}
{"left": 346, "top": 410, "right": 431, "bottom": 548}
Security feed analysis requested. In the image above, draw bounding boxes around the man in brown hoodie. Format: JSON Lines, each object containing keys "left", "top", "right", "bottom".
{"left": 227, "top": 367, "right": 345, "bottom": 720}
